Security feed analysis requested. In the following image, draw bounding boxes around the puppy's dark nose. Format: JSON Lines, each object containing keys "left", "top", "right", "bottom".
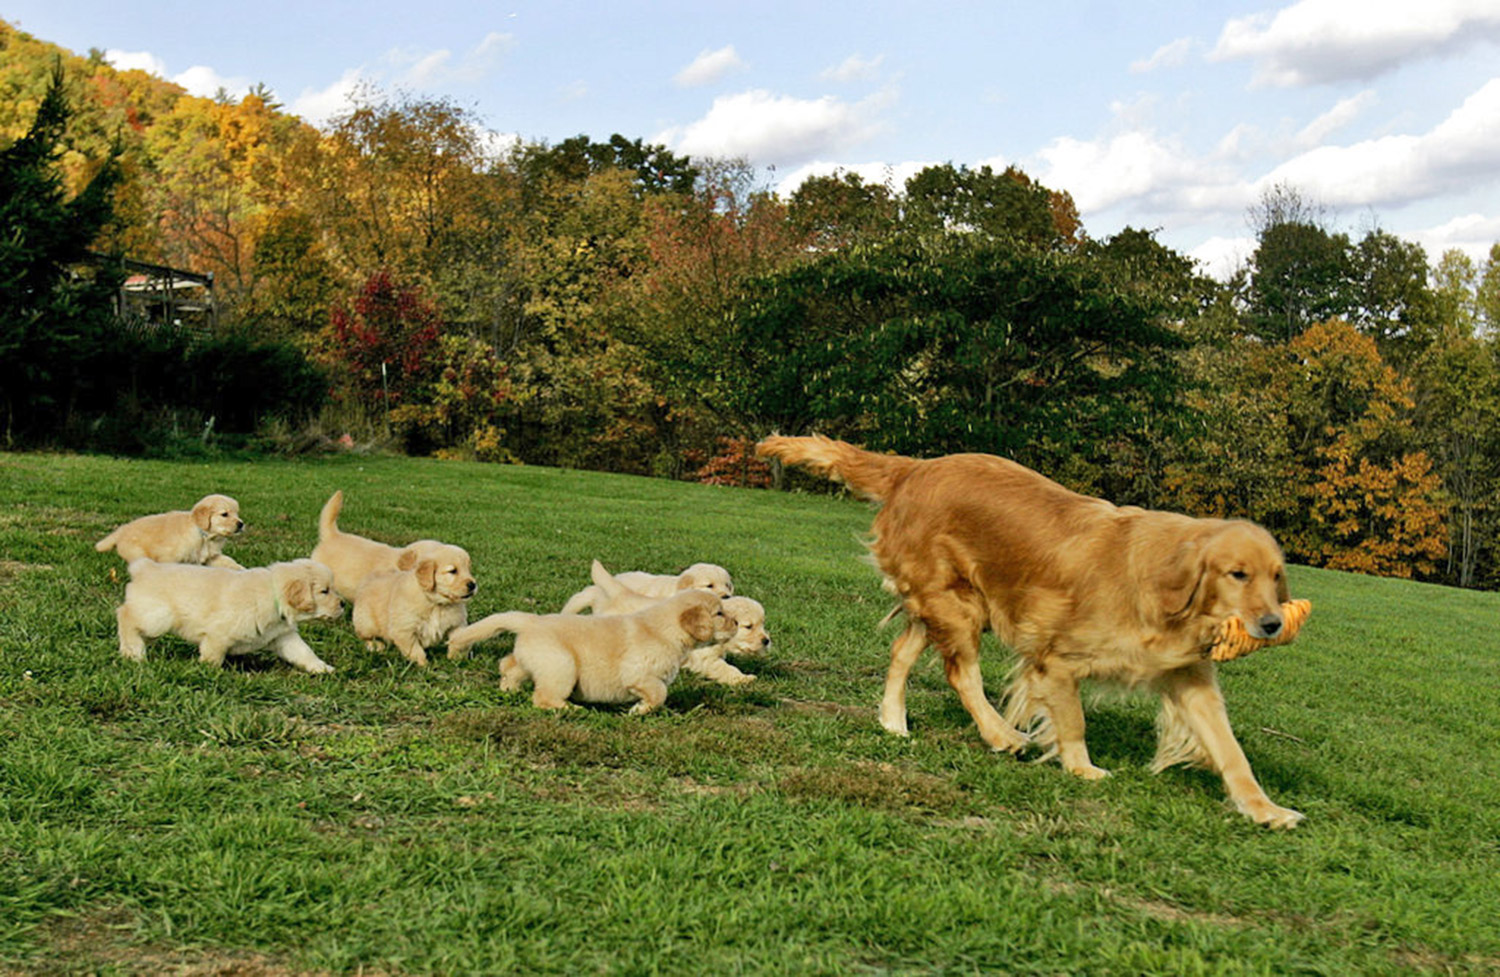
{"left": 466, "top": 580, "right": 477, "bottom": 594}
{"left": 760, "top": 636, "right": 770, "bottom": 647}
{"left": 1258, "top": 614, "right": 1283, "bottom": 638}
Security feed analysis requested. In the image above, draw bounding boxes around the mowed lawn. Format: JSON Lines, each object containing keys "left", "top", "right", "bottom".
{"left": 1, "top": 451, "right": 1498, "bottom": 975}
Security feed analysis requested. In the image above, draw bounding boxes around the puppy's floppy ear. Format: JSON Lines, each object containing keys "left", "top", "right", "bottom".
{"left": 396, "top": 547, "right": 419, "bottom": 571}
{"left": 679, "top": 604, "right": 714, "bottom": 641}
{"left": 415, "top": 559, "right": 437, "bottom": 592}
{"left": 191, "top": 498, "right": 215, "bottom": 532}
{"left": 282, "top": 576, "right": 315, "bottom": 615}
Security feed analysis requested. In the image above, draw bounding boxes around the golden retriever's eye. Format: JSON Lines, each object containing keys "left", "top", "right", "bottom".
{"left": 1229, "top": 570, "right": 1249, "bottom": 581}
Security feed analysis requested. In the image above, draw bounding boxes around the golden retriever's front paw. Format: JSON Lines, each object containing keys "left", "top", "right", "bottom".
{"left": 1244, "top": 800, "right": 1304, "bottom": 829}
{"left": 304, "top": 660, "right": 336, "bottom": 675}
{"left": 446, "top": 645, "right": 470, "bottom": 661}
{"left": 1067, "top": 763, "right": 1112, "bottom": 781}
{"left": 724, "top": 673, "right": 756, "bottom": 686}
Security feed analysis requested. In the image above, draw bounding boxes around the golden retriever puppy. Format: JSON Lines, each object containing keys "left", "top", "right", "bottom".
{"left": 115, "top": 558, "right": 341, "bottom": 672}
{"left": 310, "top": 490, "right": 455, "bottom": 600}
{"left": 577, "top": 561, "right": 768, "bottom": 685}
{"left": 351, "top": 545, "right": 477, "bottom": 667}
{"left": 685, "top": 595, "right": 771, "bottom": 686}
{"left": 759, "top": 434, "right": 1303, "bottom": 829}
{"left": 95, "top": 494, "right": 245, "bottom": 568}
{"left": 560, "top": 561, "right": 733, "bottom": 614}
{"left": 447, "top": 590, "right": 734, "bottom": 713}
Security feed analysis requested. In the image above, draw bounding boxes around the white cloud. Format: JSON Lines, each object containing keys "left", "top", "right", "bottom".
{"left": 1257, "top": 78, "right": 1500, "bottom": 208}
{"left": 1188, "top": 235, "right": 1256, "bottom": 280}
{"left": 821, "top": 54, "right": 885, "bottom": 83}
{"left": 1130, "top": 37, "right": 1193, "bottom": 74}
{"left": 1210, "top": 0, "right": 1500, "bottom": 87}
{"left": 290, "top": 69, "right": 367, "bottom": 127}
{"left": 105, "top": 49, "right": 252, "bottom": 99}
{"left": 387, "top": 32, "right": 516, "bottom": 87}
{"left": 658, "top": 89, "right": 887, "bottom": 167}
{"left": 1409, "top": 213, "right": 1500, "bottom": 263}
{"left": 674, "top": 46, "right": 747, "bottom": 87}
{"left": 1033, "top": 127, "right": 1239, "bottom": 215}
{"left": 104, "top": 49, "right": 168, "bottom": 77}
{"left": 1294, "top": 90, "right": 1377, "bottom": 148}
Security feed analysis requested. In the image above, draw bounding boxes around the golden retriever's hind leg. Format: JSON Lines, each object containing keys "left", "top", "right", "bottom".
{"left": 927, "top": 601, "right": 1027, "bottom": 753}
{"left": 498, "top": 654, "right": 529, "bottom": 691}
{"left": 116, "top": 605, "right": 148, "bottom": 662}
{"left": 397, "top": 639, "right": 429, "bottom": 668}
{"left": 1158, "top": 663, "right": 1303, "bottom": 829}
{"left": 627, "top": 677, "right": 669, "bottom": 715}
{"left": 1025, "top": 662, "right": 1109, "bottom": 780}
{"left": 198, "top": 640, "right": 229, "bottom": 667}
{"left": 879, "top": 620, "right": 928, "bottom": 737}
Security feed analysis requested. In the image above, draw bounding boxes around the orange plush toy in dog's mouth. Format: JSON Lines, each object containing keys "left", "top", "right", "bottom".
{"left": 1207, "top": 599, "right": 1313, "bottom": 662}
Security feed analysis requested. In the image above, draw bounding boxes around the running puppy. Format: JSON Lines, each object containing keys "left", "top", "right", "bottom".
{"left": 579, "top": 561, "right": 768, "bottom": 685}
{"left": 758, "top": 434, "right": 1303, "bottom": 829}
{"left": 352, "top": 545, "right": 476, "bottom": 667}
{"left": 95, "top": 494, "right": 245, "bottom": 568}
{"left": 560, "top": 561, "right": 733, "bottom": 614}
{"left": 310, "top": 489, "right": 456, "bottom": 600}
{"left": 447, "top": 590, "right": 733, "bottom": 713}
{"left": 115, "top": 558, "right": 341, "bottom": 672}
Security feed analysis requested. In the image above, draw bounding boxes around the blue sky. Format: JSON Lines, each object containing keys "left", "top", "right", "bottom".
{"left": 8, "top": 1, "right": 1500, "bottom": 276}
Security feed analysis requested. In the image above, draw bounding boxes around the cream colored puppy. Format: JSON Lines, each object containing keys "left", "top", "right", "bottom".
{"left": 559, "top": 561, "right": 733, "bottom": 614}
{"left": 352, "top": 545, "right": 477, "bottom": 667}
{"left": 447, "top": 590, "right": 734, "bottom": 713}
{"left": 580, "top": 561, "right": 768, "bottom": 686}
{"left": 115, "top": 558, "right": 342, "bottom": 672}
{"left": 685, "top": 595, "right": 771, "bottom": 686}
{"left": 310, "top": 490, "right": 454, "bottom": 600}
{"left": 96, "top": 494, "right": 245, "bottom": 568}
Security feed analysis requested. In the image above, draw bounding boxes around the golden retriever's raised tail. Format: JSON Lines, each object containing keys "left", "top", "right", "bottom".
{"left": 318, "top": 489, "right": 346, "bottom": 542}
{"left": 756, "top": 434, "right": 917, "bottom": 503}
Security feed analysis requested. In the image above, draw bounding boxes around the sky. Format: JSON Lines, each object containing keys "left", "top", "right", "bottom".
{"left": 7, "top": 0, "right": 1500, "bottom": 278}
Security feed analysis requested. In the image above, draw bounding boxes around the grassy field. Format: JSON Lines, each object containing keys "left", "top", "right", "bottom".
{"left": 1, "top": 451, "right": 1498, "bottom": 975}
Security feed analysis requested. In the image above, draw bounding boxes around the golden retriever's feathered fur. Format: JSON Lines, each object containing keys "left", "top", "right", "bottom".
{"left": 758, "top": 434, "right": 1303, "bottom": 828}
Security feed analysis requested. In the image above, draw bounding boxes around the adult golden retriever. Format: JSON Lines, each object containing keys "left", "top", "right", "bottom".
{"left": 757, "top": 434, "right": 1302, "bottom": 828}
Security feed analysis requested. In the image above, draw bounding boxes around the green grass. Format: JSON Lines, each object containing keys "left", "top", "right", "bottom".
{"left": 1, "top": 451, "right": 1498, "bottom": 975}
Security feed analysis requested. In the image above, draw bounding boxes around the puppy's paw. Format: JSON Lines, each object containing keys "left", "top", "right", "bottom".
{"left": 304, "top": 659, "right": 336, "bottom": 675}
{"left": 1067, "top": 763, "right": 1112, "bottom": 781}
{"left": 1243, "top": 799, "right": 1304, "bottom": 829}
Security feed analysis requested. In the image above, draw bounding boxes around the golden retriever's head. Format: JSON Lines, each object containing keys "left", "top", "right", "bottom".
{"left": 410, "top": 543, "right": 477, "bottom": 604}
{"left": 275, "top": 559, "right": 344, "bottom": 622}
{"left": 721, "top": 596, "right": 771, "bottom": 655}
{"left": 674, "top": 590, "right": 735, "bottom": 644}
{"left": 192, "top": 494, "right": 244, "bottom": 539}
{"left": 1162, "top": 521, "right": 1289, "bottom": 639}
{"left": 677, "top": 563, "right": 734, "bottom": 599}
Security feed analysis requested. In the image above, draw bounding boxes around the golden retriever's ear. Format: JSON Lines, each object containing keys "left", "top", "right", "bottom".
{"left": 395, "top": 548, "right": 419, "bottom": 571}
{"left": 191, "top": 498, "right": 214, "bottom": 532}
{"left": 1275, "top": 567, "right": 1290, "bottom": 603}
{"left": 1152, "top": 538, "right": 1207, "bottom": 622}
{"left": 282, "top": 577, "right": 314, "bottom": 615}
{"left": 679, "top": 604, "right": 712, "bottom": 641}
{"left": 415, "top": 559, "right": 437, "bottom": 592}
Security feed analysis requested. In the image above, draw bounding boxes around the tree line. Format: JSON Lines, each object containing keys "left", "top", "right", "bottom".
{"left": 2, "top": 21, "right": 1498, "bottom": 590}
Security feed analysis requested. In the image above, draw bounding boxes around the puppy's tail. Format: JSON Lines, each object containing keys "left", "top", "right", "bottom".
{"left": 318, "top": 490, "right": 344, "bottom": 543}
{"left": 447, "top": 611, "right": 535, "bottom": 656}
{"left": 560, "top": 568, "right": 608, "bottom": 615}
{"left": 756, "top": 434, "right": 919, "bottom": 504}
{"left": 95, "top": 527, "right": 120, "bottom": 553}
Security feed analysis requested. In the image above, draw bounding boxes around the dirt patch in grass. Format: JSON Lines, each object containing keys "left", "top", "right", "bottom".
{"left": 9, "top": 905, "right": 343, "bottom": 976}
{"left": 780, "top": 760, "right": 976, "bottom": 817}
{"left": 0, "top": 560, "right": 54, "bottom": 582}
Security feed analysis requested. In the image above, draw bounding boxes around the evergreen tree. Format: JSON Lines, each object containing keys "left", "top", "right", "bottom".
{"left": 0, "top": 60, "right": 122, "bottom": 443}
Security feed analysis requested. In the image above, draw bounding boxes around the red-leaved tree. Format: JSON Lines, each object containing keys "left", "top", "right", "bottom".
{"left": 320, "top": 269, "right": 442, "bottom": 408}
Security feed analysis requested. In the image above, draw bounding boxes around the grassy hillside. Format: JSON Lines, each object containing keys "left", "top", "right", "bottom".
{"left": 1, "top": 451, "right": 1497, "bottom": 975}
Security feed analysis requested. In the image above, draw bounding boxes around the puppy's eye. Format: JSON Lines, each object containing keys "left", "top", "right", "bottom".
{"left": 1229, "top": 570, "right": 1249, "bottom": 581}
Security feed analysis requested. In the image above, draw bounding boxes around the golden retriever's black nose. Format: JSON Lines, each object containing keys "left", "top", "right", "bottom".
{"left": 1258, "top": 614, "right": 1283, "bottom": 637}
{"left": 466, "top": 580, "right": 477, "bottom": 594}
